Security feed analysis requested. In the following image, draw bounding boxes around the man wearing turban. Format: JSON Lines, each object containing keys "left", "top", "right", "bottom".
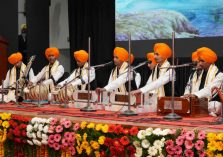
{"left": 131, "top": 43, "right": 175, "bottom": 98}
{"left": 30, "top": 47, "right": 64, "bottom": 101}
{"left": 183, "top": 47, "right": 223, "bottom": 116}
{"left": 57, "top": 50, "right": 96, "bottom": 91}
{"left": 1, "top": 52, "right": 34, "bottom": 102}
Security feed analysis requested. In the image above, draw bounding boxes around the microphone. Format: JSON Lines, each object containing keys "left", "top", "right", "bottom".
{"left": 90, "top": 61, "right": 113, "bottom": 69}
{"left": 161, "top": 63, "right": 194, "bottom": 69}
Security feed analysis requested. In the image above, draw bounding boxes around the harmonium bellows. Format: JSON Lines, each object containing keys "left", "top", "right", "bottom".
{"left": 157, "top": 97, "right": 209, "bottom": 117}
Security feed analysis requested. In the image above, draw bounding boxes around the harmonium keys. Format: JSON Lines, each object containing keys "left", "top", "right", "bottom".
{"left": 157, "top": 97, "right": 208, "bottom": 117}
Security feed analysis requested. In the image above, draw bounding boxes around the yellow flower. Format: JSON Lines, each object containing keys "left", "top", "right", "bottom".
{"left": 76, "top": 134, "right": 82, "bottom": 141}
{"left": 87, "top": 122, "right": 95, "bottom": 129}
{"left": 98, "top": 136, "right": 105, "bottom": 145}
{"left": 76, "top": 146, "right": 83, "bottom": 154}
{"left": 82, "top": 141, "right": 89, "bottom": 149}
{"left": 94, "top": 151, "right": 100, "bottom": 157}
{"left": 101, "top": 124, "right": 108, "bottom": 133}
{"left": 207, "top": 141, "right": 218, "bottom": 151}
{"left": 90, "top": 140, "right": 100, "bottom": 150}
{"left": 0, "top": 120, "right": 2, "bottom": 125}
{"left": 217, "top": 141, "right": 223, "bottom": 151}
{"left": 216, "top": 154, "right": 223, "bottom": 157}
{"left": 0, "top": 113, "right": 11, "bottom": 120}
{"left": 95, "top": 124, "right": 102, "bottom": 131}
{"left": 206, "top": 151, "right": 214, "bottom": 157}
{"left": 83, "top": 133, "right": 88, "bottom": 141}
{"left": 216, "top": 133, "right": 223, "bottom": 141}
{"left": 2, "top": 121, "right": 9, "bottom": 128}
{"left": 80, "top": 121, "right": 87, "bottom": 129}
{"left": 207, "top": 133, "right": 217, "bottom": 141}
{"left": 86, "top": 146, "right": 92, "bottom": 156}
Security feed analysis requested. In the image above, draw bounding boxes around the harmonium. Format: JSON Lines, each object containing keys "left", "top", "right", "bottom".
{"left": 157, "top": 97, "right": 209, "bottom": 117}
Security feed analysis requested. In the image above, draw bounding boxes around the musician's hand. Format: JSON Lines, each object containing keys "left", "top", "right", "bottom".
{"left": 56, "top": 85, "right": 62, "bottom": 89}
{"left": 28, "top": 82, "right": 33, "bottom": 87}
{"left": 96, "top": 88, "right": 106, "bottom": 94}
{"left": 131, "top": 89, "right": 142, "bottom": 96}
{"left": 211, "top": 86, "right": 218, "bottom": 95}
{"left": 183, "top": 94, "right": 198, "bottom": 99}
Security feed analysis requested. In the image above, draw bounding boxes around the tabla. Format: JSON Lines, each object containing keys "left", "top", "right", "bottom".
{"left": 24, "top": 84, "right": 49, "bottom": 101}
{"left": 52, "top": 85, "right": 75, "bottom": 103}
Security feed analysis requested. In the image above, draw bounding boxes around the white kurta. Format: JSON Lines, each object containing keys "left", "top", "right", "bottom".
{"left": 140, "top": 60, "right": 175, "bottom": 97}
{"left": 58, "top": 62, "right": 95, "bottom": 90}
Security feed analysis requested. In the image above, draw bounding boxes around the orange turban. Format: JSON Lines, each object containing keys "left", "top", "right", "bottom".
{"left": 8, "top": 52, "right": 23, "bottom": 65}
{"left": 197, "top": 47, "right": 217, "bottom": 63}
{"left": 74, "top": 50, "right": 88, "bottom": 63}
{"left": 191, "top": 51, "right": 198, "bottom": 62}
{"left": 147, "top": 52, "right": 156, "bottom": 65}
{"left": 153, "top": 43, "right": 172, "bottom": 59}
{"left": 113, "top": 47, "right": 129, "bottom": 62}
{"left": 45, "top": 47, "right": 60, "bottom": 59}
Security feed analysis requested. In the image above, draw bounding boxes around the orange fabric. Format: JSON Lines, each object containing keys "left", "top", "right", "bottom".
{"left": 197, "top": 47, "right": 217, "bottom": 63}
{"left": 129, "top": 54, "right": 134, "bottom": 64}
{"left": 74, "top": 50, "right": 88, "bottom": 62}
{"left": 113, "top": 47, "right": 129, "bottom": 62}
{"left": 153, "top": 43, "right": 172, "bottom": 59}
{"left": 45, "top": 47, "right": 60, "bottom": 59}
{"left": 8, "top": 52, "right": 23, "bottom": 65}
{"left": 147, "top": 52, "right": 157, "bottom": 65}
{"left": 191, "top": 51, "right": 198, "bottom": 62}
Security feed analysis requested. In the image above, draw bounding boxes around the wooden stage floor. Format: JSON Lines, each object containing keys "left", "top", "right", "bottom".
{"left": 0, "top": 102, "right": 222, "bottom": 133}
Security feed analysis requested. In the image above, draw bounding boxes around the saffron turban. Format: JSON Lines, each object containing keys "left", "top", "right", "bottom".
{"left": 45, "top": 47, "right": 60, "bottom": 59}
{"left": 113, "top": 47, "right": 129, "bottom": 62}
{"left": 8, "top": 52, "right": 23, "bottom": 65}
{"left": 147, "top": 52, "right": 157, "bottom": 65}
{"left": 74, "top": 50, "right": 88, "bottom": 63}
{"left": 153, "top": 43, "right": 172, "bottom": 59}
{"left": 191, "top": 51, "right": 198, "bottom": 62}
{"left": 197, "top": 47, "right": 217, "bottom": 63}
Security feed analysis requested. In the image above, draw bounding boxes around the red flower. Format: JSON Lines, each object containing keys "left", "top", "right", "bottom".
{"left": 116, "top": 145, "right": 124, "bottom": 153}
{"left": 113, "top": 138, "right": 121, "bottom": 147}
{"left": 110, "top": 146, "right": 117, "bottom": 155}
{"left": 129, "top": 126, "right": 138, "bottom": 136}
{"left": 127, "top": 145, "right": 136, "bottom": 154}
{"left": 20, "top": 124, "right": 27, "bottom": 129}
{"left": 104, "top": 137, "right": 113, "bottom": 146}
{"left": 14, "top": 138, "right": 22, "bottom": 143}
{"left": 108, "top": 124, "right": 116, "bottom": 133}
{"left": 122, "top": 128, "right": 129, "bottom": 135}
{"left": 21, "top": 130, "right": 27, "bottom": 137}
{"left": 13, "top": 127, "right": 21, "bottom": 136}
{"left": 120, "top": 136, "right": 130, "bottom": 146}
{"left": 100, "top": 151, "right": 107, "bottom": 157}
{"left": 114, "top": 125, "right": 123, "bottom": 135}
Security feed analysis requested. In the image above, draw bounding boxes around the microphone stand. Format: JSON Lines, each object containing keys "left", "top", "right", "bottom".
{"left": 164, "top": 32, "right": 182, "bottom": 120}
{"left": 0, "top": 80, "right": 6, "bottom": 104}
{"left": 81, "top": 37, "right": 96, "bottom": 112}
{"left": 120, "top": 34, "right": 137, "bottom": 116}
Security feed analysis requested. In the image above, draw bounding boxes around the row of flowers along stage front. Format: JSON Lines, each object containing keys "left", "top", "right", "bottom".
{"left": 0, "top": 112, "right": 222, "bottom": 157}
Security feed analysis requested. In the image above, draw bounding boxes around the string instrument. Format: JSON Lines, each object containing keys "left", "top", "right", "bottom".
{"left": 212, "top": 86, "right": 223, "bottom": 104}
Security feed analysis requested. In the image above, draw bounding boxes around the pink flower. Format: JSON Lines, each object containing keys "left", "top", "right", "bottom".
{"left": 166, "top": 146, "right": 175, "bottom": 155}
{"left": 50, "top": 118, "right": 58, "bottom": 126}
{"left": 166, "top": 139, "right": 174, "bottom": 147}
{"left": 55, "top": 125, "right": 63, "bottom": 133}
{"left": 198, "top": 150, "right": 206, "bottom": 157}
{"left": 64, "top": 132, "right": 70, "bottom": 139}
{"left": 63, "top": 120, "right": 72, "bottom": 128}
{"left": 60, "top": 118, "right": 66, "bottom": 124}
{"left": 48, "top": 142, "right": 54, "bottom": 148}
{"left": 185, "top": 131, "right": 195, "bottom": 141}
{"left": 185, "top": 140, "right": 194, "bottom": 149}
{"left": 195, "top": 140, "right": 204, "bottom": 150}
{"left": 54, "top": 134, "right": 62, "bottom": 142}
{"left": 169, "top": 129, "right": 176, "bottom": 135}
{"left": 197, "top": 131, "right": 206, "bottom": 140}
{"left": 53, "top": 143, "right": 61, "bottom": 150}
{"left": 184, "top": 149, "right": 194, "bottom": 157}
{"left": 48, "top": 125, "right": 55, "bottom": 133}
{"left": 73, "top": 123, "right": 80, "bottom": 131}
{"left": 175, "top": 145, "right": 183, "bottom": 155}
{"left": 174, "top": 155, "right": 182, "bottom": 157}
{"left": 68, "top": 132, "right": 75, "bottom": 141}
{"left": 176, "top": 136, "right": 184, "bottom": 146}
{"left": 69, "top": 146, "right": 76, "bottom": 155}
{"left": 48, "top": 135, "right": 55, "bottom": 143}
{"left": 62, "top": 138, "right": 69, "bottom": 147}
{"left": 181, "top": 128, "right": 187, "bottom": 137}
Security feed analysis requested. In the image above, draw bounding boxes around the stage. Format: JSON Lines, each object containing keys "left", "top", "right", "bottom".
{"left": 0, "top": 102, "right": 222, "bottom": 133}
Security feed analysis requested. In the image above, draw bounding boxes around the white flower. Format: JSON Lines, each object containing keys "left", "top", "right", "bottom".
{"left": 161, "top": 137, "right": 165, "bottom": 142}
{"left": 42, "top": 134, "right": 48, "bottom": 141}
{"left": 34, "top": 123, "right": 39, "bottom": 131}
{"left": 27, "top": 140, "right": 33, "bottom": 145}
{"left": 146, "top": 156, "right": 152, "bottom": 157}
{"left": 26, "top": 125, "right": 33, "bottom": 132}
{"left": 133, "top": 141, "right": 141, "bottom": 147}
{"left": 31, "top": 117, "right": 37, "bottom": 124}
{"left": 46, "top": 118, "right": 52, "bottom": 124}
{"left": 41, "top": 118, "right": 47, "bottom": 124}
{"left": 32, "top": 133, "right": 36, "bottom": 139}
{"left": 33, "top": 139, "right": 41, "bottom": 146}
{"left": 153, "top": 140, "right": 164, "bottom": 149}
{"left": 43, "top": 125, "right": 49, "bottom": 134}
{"left": 152, "top": 128, "right": 162, "bottom": 136}
{"left": 161, "top": 129, "right": 170, "bottom": 136}
{"left": 135, "top": 147, "right": 143, "bottom": 156}
{"left": 37, "top": 131, "right": 42, "bottom": 138}
{"left": 141, "top": 139, "right": 150, "bottom": 149}
{"left": 137, "top": 130, "right": 146, "bottom": 140}
{"left": 145, "top": 128, "right": 153, "bottom": 136}
{"left": 38, "top": 124, "right": 43, "bottom": 131}
{"left": 27, "top": 132, "right": 33, "bottom": 138}
{"left": 148, "top": 146, "right": 158, "bottom": 156}
{"left": 41, "top": 140, "right": 48, "bottom": 145}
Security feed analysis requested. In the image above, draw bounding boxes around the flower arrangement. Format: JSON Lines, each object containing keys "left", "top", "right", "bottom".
{"left": 47, "top": 117, "right": 76, "bottom": 156}
{"left": 26, "top": 117, "right": 50, "bottom": 146}
{"left": 206, "top": 132, "right": 223, "bottom": 157}
{"left": 165, "top": 129, "right": 206, "bottom": 157}
{"left": 134, "top": 127, "right": 172, "bottom": 157}
{"left": 7, "top": 114, "right": 31, "bottom": 143}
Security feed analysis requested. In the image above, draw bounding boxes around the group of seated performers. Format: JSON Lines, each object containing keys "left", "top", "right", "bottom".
{"left": 0, "top": 43, "right": 222, "bottom": 117}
